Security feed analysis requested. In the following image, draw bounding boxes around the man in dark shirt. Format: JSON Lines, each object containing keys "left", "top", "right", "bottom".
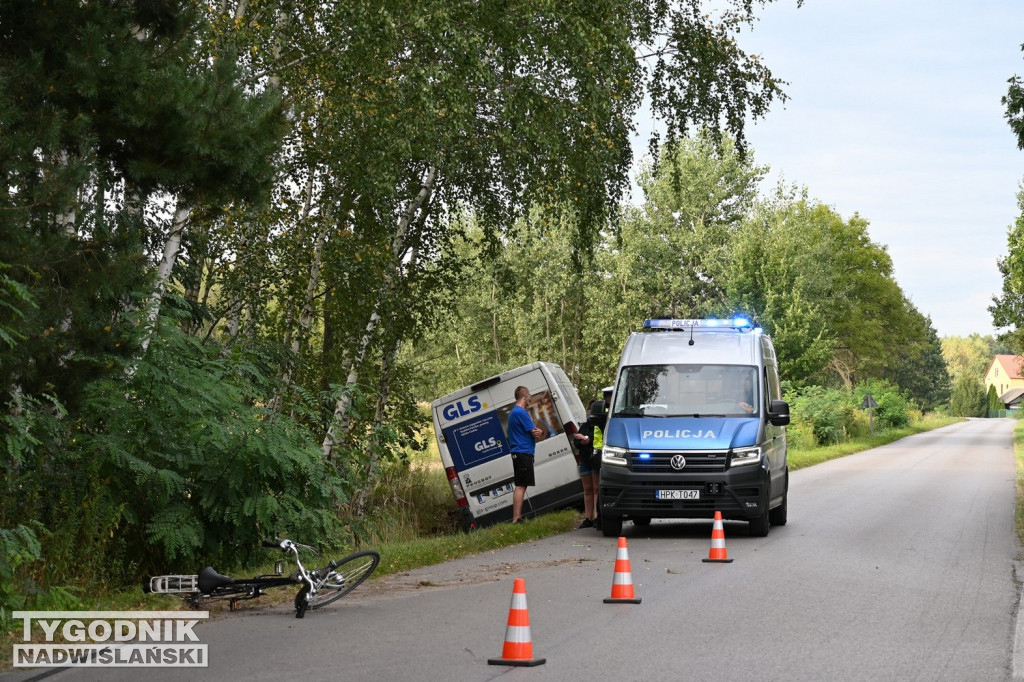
{"left": 508, "top": 386, "right": 543, "bottom": 523}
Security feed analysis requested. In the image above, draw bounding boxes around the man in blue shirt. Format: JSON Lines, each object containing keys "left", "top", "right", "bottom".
{"left": 508, "top": 386, "right": 543, "bottom": 523}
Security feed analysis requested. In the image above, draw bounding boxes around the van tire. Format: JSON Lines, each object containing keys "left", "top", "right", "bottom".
{"left": 748, "top": 511, "right": 769, "bottom": 537}
{"left": 769, "top": 491, "right": 788, "bottom": 527}
{"left": 601, "top": 514, "right": 623, "bottom": 537}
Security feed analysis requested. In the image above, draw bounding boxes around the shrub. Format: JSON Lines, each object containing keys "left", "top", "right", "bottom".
{"left": 787, "top": 385, "right": 857, "bottom": 446}
{"left": 854, "top": 379, "right": 910, "bottom": 430}
{"left": 988, "top": 384, "right": 1003, "bottom": 412}
{"left": 950, "top": 375, "right": 987, "bottom": 417}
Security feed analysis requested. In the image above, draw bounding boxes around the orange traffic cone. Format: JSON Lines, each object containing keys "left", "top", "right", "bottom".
{"left": 603, "top": 536, "right": 642, "bottom": 604}
{"left": 702, "top": 511, "right": 733, "bottom": 563}
{"left": 487, "top": 578, "right": 546, "bottom": 667}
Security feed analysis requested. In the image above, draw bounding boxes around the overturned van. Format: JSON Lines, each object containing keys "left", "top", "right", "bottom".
{"left": 598, "top": 318, "right": 790, "bottom": 537}
{"left": 431, "top": 362, "right": 587, "bottom": 530}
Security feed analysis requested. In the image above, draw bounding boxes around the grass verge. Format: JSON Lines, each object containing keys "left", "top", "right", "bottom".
{"left": 788, "top": 413, "right": 961, "bottom": 471}
{"left": 1013, "top": 417, "right": 1024, "bottom": 547}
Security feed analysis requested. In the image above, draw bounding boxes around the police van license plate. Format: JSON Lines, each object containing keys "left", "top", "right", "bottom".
{"left": 655, "top": 489, "right": 700, "bottom": 500}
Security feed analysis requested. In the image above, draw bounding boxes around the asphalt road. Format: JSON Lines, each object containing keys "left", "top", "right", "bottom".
{"left": 7, "top": 418, "right": 1022, "bottom": 682}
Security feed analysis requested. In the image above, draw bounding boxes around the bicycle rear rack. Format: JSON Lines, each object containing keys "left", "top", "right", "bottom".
{"left": 148, "top": 575, "right": 200, "bottom": 594}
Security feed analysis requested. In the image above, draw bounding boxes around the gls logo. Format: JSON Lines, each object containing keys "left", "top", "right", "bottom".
{"left": 475, "top": 437, "right": 500, "bottom": 452}
{"left": 442, "top": 396, "right": 483, "bottom": 421}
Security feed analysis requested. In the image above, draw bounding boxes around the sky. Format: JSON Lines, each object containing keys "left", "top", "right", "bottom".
{"left": 633, "top": 0, "right": 1024, "bottom": 338}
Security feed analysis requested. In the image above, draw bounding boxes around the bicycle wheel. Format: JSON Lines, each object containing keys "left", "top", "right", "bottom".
{"left": 305, "top": 550, "right": 380, "bottom": 610}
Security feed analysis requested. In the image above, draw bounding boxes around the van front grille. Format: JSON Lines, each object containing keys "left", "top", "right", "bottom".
{"left": 627, "top": 450, "right": 727, "bottom": 473}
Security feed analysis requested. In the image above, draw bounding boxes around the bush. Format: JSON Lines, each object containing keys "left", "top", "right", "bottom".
{"left": 786, "top": 379, "right": 913, "bottom": 446}
{"left": 846, "top": 408, "right": 872, "bottom": 438}
{"left": 988, "top": 384, "right": 1003, "bottom": 412}
{"left": 787, "top": 386, "right": 857, "bottom": 446}
{"left": 950, "top": 375, "right": 987, "bottom": 417}
{"left": 854, "top": 379, "right": 910, "bottom": 430}
{"left": 2, "top": 322, "right": 347, "bottom": 593}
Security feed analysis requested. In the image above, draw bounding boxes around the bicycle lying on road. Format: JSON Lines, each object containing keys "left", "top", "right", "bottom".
{"left": 144, "top": 539, "right": 380, "bottom": 618}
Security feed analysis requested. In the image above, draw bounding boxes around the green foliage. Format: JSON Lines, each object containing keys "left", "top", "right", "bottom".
{"left": 785, "top": 379, "right": 911, "bottom": 447}
{"left": 950, "top": 375, "right": 988, "bottom": 418}
{"left": 991, "top": 189, "right": 1024, "bottom": 352}
{"left": 725, "top": 189, "right": 929, "bottom": 391}
{"left": 988, "top": 384, "right": 1004, "bottom": 411}
{"left": 786, "top": 386, "right": 858, "bottom": 446}
{"left": 1, "top": 319, "right": 345, "bottom": 588}
{"left": 0, "top": 0, "right": 283, "bottom": 204}
{"left": 363, "top": 458, "right": 461, "bottom": 544}
{"left": 885, "top": 309, "right": 950, "bottom": 412}
{"left": 1004, "top": 56, "right": 1024, "bottom": 152}
{"left": 79, "top": 323, "right": 345, "bottom": 572}
{"left": 0, "top": 524, "right": 43, "bottom": 624}
{"left": 853, "top": 379, "right": 910, "bottom": 430}
{"left": 942, "top": 335, "right": 1008, "bottom": 382}
{"left": 0, "top": 263, "right": 34, "bottom": 350}
{"left": 787, "top": 412, "right": 960, "bottom": 471}
{"left": 412, "top": 134, "right": 952, "bottom": 419}
{"left": 629, "top": 132, "right": 765, "bottom": 318}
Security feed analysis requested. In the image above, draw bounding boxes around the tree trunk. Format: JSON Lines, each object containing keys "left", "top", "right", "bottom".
{"left": 55, "top": 151, "right": 76, "bottom": 236}
{"left": 351, "top": 333, "right": 400, "bottom": 516}
{"left": 128, "top": 198, "right": 190, "bottom": 378}
{"left": 321, "top": 165, "right": 436, "bottom": 460}
{"left": 491, "top": 281, "right": 501, "bottom": 365}
{"left": 269, "top": 172, "right": 322, "bottom": 412}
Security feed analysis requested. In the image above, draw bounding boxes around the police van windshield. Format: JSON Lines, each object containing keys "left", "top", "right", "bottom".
{"left": 612, "top": 364, "right": 759, "bottom": 418}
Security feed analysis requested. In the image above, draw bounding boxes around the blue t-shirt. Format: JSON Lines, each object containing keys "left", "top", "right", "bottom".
{"left": 507, "top": 405, "right": 536, "bottom": 455}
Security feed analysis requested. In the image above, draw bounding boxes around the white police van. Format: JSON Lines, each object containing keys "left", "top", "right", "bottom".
{"left": 431, "top": 362, "right": 587, "bottom": 530}
{"left": 598, "top": 318, "right": 790, "bottom": 537}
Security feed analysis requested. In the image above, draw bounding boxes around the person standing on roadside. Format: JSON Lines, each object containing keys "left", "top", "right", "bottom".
{"left": 572, "top": 400, "right": 602, "bottom": 528}
{"left": 508, "top": 386, "right": 544, "bottom": 523}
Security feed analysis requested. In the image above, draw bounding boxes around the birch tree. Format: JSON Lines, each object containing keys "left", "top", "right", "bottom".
{"left": 268, "top": 0, "right": 795, "bottom": 460}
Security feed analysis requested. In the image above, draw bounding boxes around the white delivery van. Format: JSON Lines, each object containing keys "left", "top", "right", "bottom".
{"left": 431, "top": 362, "right": 587, "bottom": 530}
{"left": 598, "top": 318, "right": 790, "bottom": 537}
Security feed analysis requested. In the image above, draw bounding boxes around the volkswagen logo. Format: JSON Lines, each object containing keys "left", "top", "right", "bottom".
{"left": 670, "top": 455, "right": 686, "bottom": 470}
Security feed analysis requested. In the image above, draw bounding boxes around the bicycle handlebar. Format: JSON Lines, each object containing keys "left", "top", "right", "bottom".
{"left": 262, "top": 539, "right": 283, "bottom": 549}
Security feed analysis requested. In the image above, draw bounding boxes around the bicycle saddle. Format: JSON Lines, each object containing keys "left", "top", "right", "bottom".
{"left": 198, "top": 566, "right": 234, "bottom": 594}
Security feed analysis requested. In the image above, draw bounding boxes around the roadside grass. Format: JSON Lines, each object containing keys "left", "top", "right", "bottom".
{"left": 1013, "top": 415, "right": 1024, "bottom": 547}
{"left": 788, "top": 412, "right": 961, "bottom": 471}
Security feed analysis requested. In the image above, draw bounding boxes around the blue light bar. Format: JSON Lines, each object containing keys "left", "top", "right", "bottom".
{"left": 642, "top": 317, "right": 753, "bottom": 330}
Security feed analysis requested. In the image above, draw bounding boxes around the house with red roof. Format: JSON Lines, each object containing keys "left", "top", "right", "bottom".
{"left": 984, "top": 355, "right": 1024, "bottom": 408}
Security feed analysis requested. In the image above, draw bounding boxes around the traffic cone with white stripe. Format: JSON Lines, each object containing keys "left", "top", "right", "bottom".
{"left": 603, "top": 536, "right": 642, "bottom": 604}
{"left": 487, "top": 578, "right": 546, "bottom": 667}
{"left": 702, "top": 511, "right": 734, "bottom": 563}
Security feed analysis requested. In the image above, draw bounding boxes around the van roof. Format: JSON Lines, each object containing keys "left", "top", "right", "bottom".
{"left": 621, "top": 325, "right": 762, "bottom": 366}
{"left": 429, "top": 361, "right": 555, "bottom": 407}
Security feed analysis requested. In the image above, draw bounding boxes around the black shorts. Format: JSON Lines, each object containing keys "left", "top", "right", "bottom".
{"left": 511, "top": 452, "right": 536, "bottom": 487}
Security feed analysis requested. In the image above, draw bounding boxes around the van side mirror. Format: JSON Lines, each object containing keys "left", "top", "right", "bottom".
{"left": 768, "top": 399, "right": 790, "bottom": 426}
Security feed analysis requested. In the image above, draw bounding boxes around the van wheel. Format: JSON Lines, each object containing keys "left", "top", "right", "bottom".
{"left": 601, "top": 514, "right": 623, "bottom": 537}
{"left": 632, "top": 517, "right": 651, "bottom": 527}
{"left": 769, "top": 491, "right": 788, "bottom": 527}
{"left": 748, "top": 511, "right": 769, "bottom": 537}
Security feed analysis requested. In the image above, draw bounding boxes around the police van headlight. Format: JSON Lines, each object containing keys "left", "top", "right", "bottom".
{"left": 730, "top": 446, "right": 762, "bottom": 467}
{"left": 602, "top": 446, "right": 628, "bottom": 466}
